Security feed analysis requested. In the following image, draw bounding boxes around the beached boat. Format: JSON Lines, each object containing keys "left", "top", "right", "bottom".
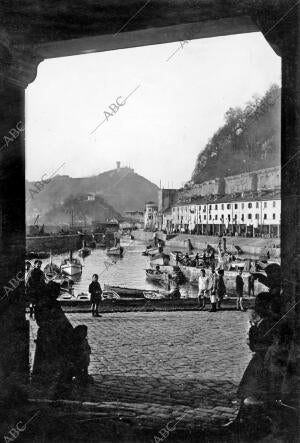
{"left": 60, "top": 251, "right": 82, "bottom": 276}
{"left": 106, "top": 246, "right": 124, "bottom": 257}
{"left": 104, "top": 284, "right": 152, "bottom": 299}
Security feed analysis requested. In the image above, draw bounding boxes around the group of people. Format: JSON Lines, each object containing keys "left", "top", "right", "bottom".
{"left": 197, "top": 267, "right": 226, "bottom": 312}
{"left": 198, "top": 268, "right": 245, "bottom": 312}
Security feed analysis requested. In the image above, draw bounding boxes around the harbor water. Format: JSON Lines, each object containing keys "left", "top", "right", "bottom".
{"left": 38, "top": 239, "right": 199, "bottom": 298}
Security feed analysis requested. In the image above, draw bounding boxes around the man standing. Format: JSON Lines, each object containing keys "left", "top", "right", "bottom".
{"left": 236, "top": 270, "right": 245, "bottom": 311}
{"left": 208, "top": 267, "right": 217, "bottom": 312}
{"left": 216, "top": 269, "right": 226, "bottom": 309}
{"left": 198, "top": 269, "right": 208, "bottom": 310}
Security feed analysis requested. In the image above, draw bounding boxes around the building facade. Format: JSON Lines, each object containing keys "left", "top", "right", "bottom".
{"left": 166, "top": 191, "right": 280, "bottom": 237}
{"left": 144, "top": 202, "right": 158, "bottom": 231}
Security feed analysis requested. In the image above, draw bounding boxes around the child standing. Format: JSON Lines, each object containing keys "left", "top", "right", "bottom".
{"left": 89, "top": 274, "right": 102, "bottom": 317}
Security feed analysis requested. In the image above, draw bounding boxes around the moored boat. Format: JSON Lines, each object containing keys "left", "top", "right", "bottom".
{"left": 106, "top": 246, "right": 124, "bottom": 257}
{"left": 145, "top": 269, "right": 169, "bottom": 287}
{"left": 60, "top": 251, "right": 83, "bottom": 276}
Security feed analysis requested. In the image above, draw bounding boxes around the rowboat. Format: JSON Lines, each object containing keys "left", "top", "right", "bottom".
{"left": 60, "top": 251, "right": 82, "bottom": 276}
{"left": 145, "top": 269, "right": 169, "bottom": 287}
{"left": 104, "top": 284, "right": 159, "bottom": 299}
{"left": 106, "top": 246, "right": 124, "bottom": 257}
{"left": 142, "top": 247, "right": 159, "bottom": 256}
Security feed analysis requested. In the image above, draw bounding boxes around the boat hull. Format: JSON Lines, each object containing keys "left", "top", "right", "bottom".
{"left": 61, "top": 264, "right": 82, "bottom": 276}
{"left": 104, "top": 284, "right": 158, "bottom": 299}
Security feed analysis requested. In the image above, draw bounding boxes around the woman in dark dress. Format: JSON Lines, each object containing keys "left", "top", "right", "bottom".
{"left": 32, "top": 282, "right": 74, "bottom": 395}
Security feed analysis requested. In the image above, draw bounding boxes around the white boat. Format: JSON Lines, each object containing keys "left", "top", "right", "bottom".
{"left": 60, "top": 251, "right": 82, "bottom": 276}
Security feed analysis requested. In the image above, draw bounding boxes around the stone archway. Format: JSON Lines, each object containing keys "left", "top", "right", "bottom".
{"left": 0, "top": 0, "right": 299, "bottom": 406}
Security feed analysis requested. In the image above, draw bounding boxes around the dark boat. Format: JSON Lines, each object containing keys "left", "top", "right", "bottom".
{"left": 106, "top": 246, "right": 124, "bottom": 257}
{"left": 78, "top": 240, "right": 91, "bottom": 257}
{"left": 104, "top": 284, "right": 159, "bottom": 299}
{"left": 26, "top": 251, "right": 50, "bottom": 260}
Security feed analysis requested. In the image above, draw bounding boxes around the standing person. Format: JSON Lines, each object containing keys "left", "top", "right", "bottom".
{"left": 89, "top": 274, "right": 102, "bottom": 317}
{"left": 208, "top": 266, "right": 217, "bottom": 312}
{"left": 198, "top": 269, "right": 208, "bottom": 310}
{"left": 26, "top": 259, "right": 45, "bottom": 318}
{"left": 175, "top": 252, "right": 180, "bottom": 265}
{"left": 249, "top": 272, "right": 255, "bottom": 297}
{"left": 236, "top": 270, "right": 245, "bottom": 311}
{"left": 216, "top": 269, "right": 226, "bottom": 309}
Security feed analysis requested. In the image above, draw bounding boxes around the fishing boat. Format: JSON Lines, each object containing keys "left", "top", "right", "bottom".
{"left": 106, "top": 246, "right": 124, "bottom": 257}
{"left": 78, "top": 241, "right": 91, "bottom": 257}
{"left": 60, "top": 251, "right": 82, "bottom": 276}
{"left": 44, "top": 253, "right": 63, "bottom": 283}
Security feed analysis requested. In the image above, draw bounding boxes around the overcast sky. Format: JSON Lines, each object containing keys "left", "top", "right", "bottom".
{"left": 26, "top": 31, "right": 281, "bottom": 187}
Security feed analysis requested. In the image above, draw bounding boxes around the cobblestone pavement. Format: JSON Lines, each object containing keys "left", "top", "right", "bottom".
{"left": 29, "top": 311, "right": 252, "bottom": 435}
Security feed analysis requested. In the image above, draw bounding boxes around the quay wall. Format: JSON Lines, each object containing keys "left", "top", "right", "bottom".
{"left": 132, "top": 230, "right": 280, "bottom": 257}
{"left": 166, "top": 234, "right": 280, "bottom": 257}
{"left": 26, "top": 234, "right": 83, "bottom": 252}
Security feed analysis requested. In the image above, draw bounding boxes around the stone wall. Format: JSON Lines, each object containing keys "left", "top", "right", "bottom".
{"left": 224, "top": 167, "right": 280, "bottom": 195}
{"left": 257, "top": 167, "right": 281, "bottom": 191}
{"left": 26, "top": 234, "right": 83, "bottom": 252}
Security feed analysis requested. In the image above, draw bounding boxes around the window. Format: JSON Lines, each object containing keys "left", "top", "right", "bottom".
{"left": 273, "top": 201, "right": 276, "bottom": 207}
{"left": 215, "top": 204, "right": 218, "bottom": 210}
{"left": 199, "top": 205, "right": 201, "bottom": 210}
{"left": 255, "top": 214, "right": 259, "bottom": 219}
{"left": 264, "top": 202, "right": 267, "bottom": 209}
{"left": 221, "top": 204, "right": 224, "bottom": 210}
{"left": 215, "top": 214, "right": 218, "bottom": 220}
{"left": 227, "top": 204, "right": 231, "bottom": 209}
{"left": 209, "top": 205, "right": 212, "bottom": 210}
{"left": 228, "top": 215, "right": 231, "bottom": 221}
{"left": 273, "top": 213, "right": 276, "bottom": 220}
{"left": 248, "top": 214, "right": 252, "bottom": 219}
{"left": 256, "top": 202, "right": 259, "bottom": 208}
{"left": 248, "top": 203, "right": 252, "bottom": 209}
{"left": 264, "top": 214, "right": 267, "bottom": 220}
{"left": 204, "top": 215, "right": 206, "bottom": 220}
{"left": 234, "top": 204, "right": 238, "bottom": 209}
{"left": 209, "top": 215, "right": 212, "bottom": 220}
{"left": 241, "top": 203, "right": 244, "bottom": 209}
{"left": 241, "top": 214, "right": 244, "bottom": 221}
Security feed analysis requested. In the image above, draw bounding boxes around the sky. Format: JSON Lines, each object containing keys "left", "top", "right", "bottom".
{"left": 26, "top": 31, "right": 281, "bottom": 188}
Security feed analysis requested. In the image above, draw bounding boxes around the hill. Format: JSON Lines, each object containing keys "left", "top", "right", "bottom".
{"left": 192, "top": 84, "right": 281, "bottom": 184}
{"left": 26, "top": 166, "right": 158, "bottom": 224}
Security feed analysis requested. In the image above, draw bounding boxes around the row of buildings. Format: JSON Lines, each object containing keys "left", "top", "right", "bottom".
{"left": 144, "top": 166, "right": 281, "bottom": 238}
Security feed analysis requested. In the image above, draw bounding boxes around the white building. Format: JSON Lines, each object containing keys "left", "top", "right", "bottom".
{"left": 144, "top": 201, "right": 158, "bottom": 231}
{"left": 169, "top": 190, "right": 280, "bottom": 237}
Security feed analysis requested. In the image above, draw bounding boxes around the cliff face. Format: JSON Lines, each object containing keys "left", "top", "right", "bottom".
{"left": 26, "top": 167, "right": 158, "bottom": 224}
{"left": 192, "top": 84, "right": 281, "bottom": 184}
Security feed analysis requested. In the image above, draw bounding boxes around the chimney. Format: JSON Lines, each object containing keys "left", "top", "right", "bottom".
{"left": 116, "top": 161, "right": 121, "bottom": 169}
